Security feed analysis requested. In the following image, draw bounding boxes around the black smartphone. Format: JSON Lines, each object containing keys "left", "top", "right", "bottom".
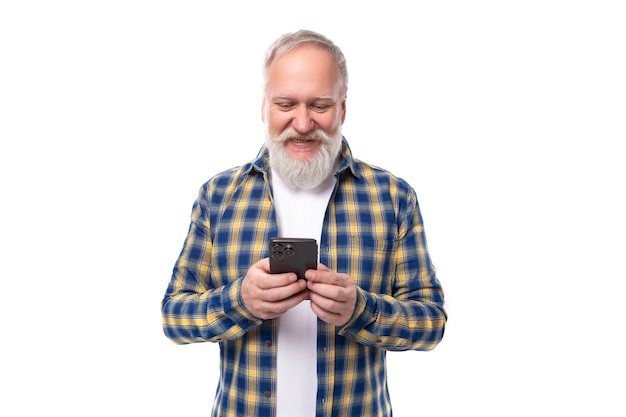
{"left": 269, "top": 237, "right": 318, "bottom": 280}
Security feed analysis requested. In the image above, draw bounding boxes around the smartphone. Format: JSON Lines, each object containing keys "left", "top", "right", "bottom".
{"left": 269, "top": 237, "right": 318, "bottom": 280}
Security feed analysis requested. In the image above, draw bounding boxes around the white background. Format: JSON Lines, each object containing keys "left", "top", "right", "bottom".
{"left": 1, "top": 1, "right": 625, "bottom": 416}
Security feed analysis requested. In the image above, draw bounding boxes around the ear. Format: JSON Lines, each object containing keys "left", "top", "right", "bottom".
{"left": 340, "top": 98, "right": 347, "bottom": 124}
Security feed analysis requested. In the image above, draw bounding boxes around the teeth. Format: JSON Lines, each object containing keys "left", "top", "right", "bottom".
{"left": 292, "top": 139, "right": 310, "bottom": 143}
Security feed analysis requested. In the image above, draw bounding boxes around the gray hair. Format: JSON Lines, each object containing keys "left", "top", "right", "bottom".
{"left": 263, "top": 30, "right": 348, "bottom": 98}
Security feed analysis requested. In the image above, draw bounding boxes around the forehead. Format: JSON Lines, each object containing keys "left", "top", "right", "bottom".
{"left": 266, "top": 44, "right": 341, "bottom": 98}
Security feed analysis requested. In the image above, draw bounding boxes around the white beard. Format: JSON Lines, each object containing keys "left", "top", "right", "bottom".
{"left": 265, "top": 127, "right": 343, "bottom": 190}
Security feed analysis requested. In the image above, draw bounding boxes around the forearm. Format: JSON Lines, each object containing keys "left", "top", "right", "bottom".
{"left": 339, "top": 285, "right": 446, "bottom": 351}
{"left": 161, "top": 277, "right": 261, "bottom": 345}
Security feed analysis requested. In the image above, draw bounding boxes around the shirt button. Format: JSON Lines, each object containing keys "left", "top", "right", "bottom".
{"left": 264, "top": 391, "right": 271, "bottom": 398}
{"left": 321, "top": 397, "right": 326, "bottom": 404}
{"left": 265, "top": 339, "right": 272, "bottom": 347}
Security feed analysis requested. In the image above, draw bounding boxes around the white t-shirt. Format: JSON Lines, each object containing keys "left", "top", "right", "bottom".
{"left": 272, "top": 168, "right": 336, "bottom": 417}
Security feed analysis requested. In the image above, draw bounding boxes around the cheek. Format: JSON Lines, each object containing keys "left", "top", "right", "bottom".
{"left": 267, "top": 112, "right": 289, "bottom": 134}
{"left": 318, "top": 112, "right": 342, "bottom": 132}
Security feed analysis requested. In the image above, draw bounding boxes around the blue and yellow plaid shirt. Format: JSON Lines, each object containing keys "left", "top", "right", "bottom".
{"left": 162, "top": 138, "right": 446, "bottom": 417}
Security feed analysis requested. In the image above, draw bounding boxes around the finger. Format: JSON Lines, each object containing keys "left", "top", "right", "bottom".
{"left": 307, "top": 281, "right": 350, "bottom": 302}
{"left": 252, "top": 259, "right": 298, "bottom": 290}
{"left": 309, "top": 291, "right": 335, "bottom": 311}
{"left": 257, "top": 257, "right": 272, "bottom": 273}
{"left": 256, "top": 271, "right": 299, "bottom": 290}
{"left": 278, "top": 288, "right": 310, "bottom": 310}
{"left": 316, "top": 263, "right": 330, "bottom": 271}
{"left": 255, "top": 258, "right": 298, "bottom": 286}
{"left": 309, "top": 295, "right": 349, "bottom": 326}
{"left": 262, "top": 279, "right": 308, "bottom": 302}
{"left": 255, "top": 288, "right": 310, "bottom": 320}
{"left": 306, "top": 269, "right": 351, "bottom": 288}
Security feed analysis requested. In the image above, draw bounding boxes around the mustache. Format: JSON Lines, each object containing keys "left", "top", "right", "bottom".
{"left": 275, "top": 128, "right": 330, "bottom": 142}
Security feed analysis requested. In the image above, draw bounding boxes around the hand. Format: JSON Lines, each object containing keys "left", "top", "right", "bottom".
{"left": 305, "top": 264, "right": 357, "bottom": 326}
{"left": 241, "top": 258, "right": 309, "bottom": 320}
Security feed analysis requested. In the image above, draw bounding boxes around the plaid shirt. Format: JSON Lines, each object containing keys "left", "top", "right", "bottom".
{"left": 162, "top": 138, "right": 446, "bottom": 417}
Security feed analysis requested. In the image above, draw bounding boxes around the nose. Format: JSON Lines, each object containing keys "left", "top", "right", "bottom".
{"left": 291, "top": 104, "right": 315, "bottom": 134}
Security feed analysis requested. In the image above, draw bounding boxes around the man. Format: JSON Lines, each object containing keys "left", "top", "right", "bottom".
{"left": 162, "top": 30, "right": 446, "bottom": 417}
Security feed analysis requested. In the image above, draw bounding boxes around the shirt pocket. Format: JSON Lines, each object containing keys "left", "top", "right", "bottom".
{"left": 346, "top": 235, "right": 397, "bottom": 294}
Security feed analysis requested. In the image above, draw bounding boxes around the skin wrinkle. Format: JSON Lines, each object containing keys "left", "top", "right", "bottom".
{"left": 262, "top": 44, "right": 346, "bottom": 190}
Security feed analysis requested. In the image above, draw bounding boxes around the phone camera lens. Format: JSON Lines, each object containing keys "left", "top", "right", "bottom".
{"left": 284, "top": 244, "right": 295, "bottom": 257}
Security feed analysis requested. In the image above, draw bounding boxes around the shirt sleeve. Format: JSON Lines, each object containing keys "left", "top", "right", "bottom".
{"left": 161, "top": 186, "right": 262, "bottom": 345}
{"left": 339, "top": 187, "right": 447, "bottom": 351}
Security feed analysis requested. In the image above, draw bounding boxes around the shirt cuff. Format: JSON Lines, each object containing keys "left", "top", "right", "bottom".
{"left": 221, "top": 277, "right": 263, "bottom": 329}
{"left": 338, "top": 286, "right": 376, "bottom": 337}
